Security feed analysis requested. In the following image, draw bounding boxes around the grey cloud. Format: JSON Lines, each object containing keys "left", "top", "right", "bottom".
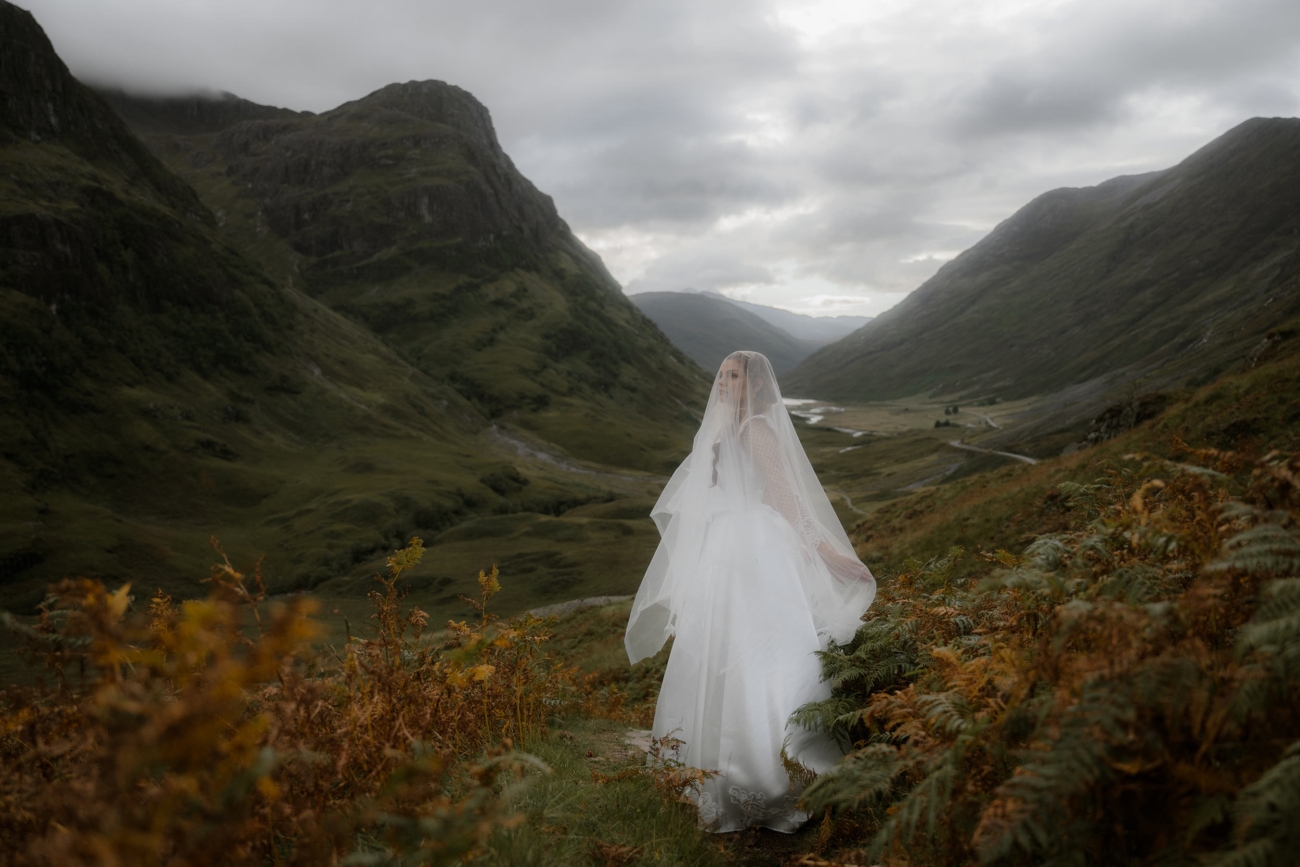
{"left": 625, "top": 248, "right": 774, "bottom": 295}
{"left": 956, "top": 0, "right": 1300, "bottom": 137}
{"left": 541, "top": 133, "right": 794, "bottom": 227}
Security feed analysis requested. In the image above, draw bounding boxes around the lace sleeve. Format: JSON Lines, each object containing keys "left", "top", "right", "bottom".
{"left": 746, "top": 418, "right": 822, "bottom": 550}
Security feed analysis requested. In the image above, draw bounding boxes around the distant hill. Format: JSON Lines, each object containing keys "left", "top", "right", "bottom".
{"left": 629, "top": 290, "right": 870, "bottom": 374}
{"left": 99, "top": 82, "right": 706, "bottom": 473}
{"left": 784, "top": 118, "right": 1300, "bottom": 403}
{"left": 628, "top": 292, "right": 819, "bottom": 374}
{"left": 701, "top": 292, "right": 871, "bottom": 344}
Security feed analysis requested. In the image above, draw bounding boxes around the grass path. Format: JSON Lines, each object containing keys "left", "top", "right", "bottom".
{"left": 487, "top": 716, "right": 828, "bottom": 866}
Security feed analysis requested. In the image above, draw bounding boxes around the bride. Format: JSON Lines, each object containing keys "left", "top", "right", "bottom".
{"left": 625, "top": 350, "right": 876, "bottom": 832}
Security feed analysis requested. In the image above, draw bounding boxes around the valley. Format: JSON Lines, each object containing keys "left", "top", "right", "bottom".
{"left": 3, "top": 1, "right": 1300, "bottom": 861}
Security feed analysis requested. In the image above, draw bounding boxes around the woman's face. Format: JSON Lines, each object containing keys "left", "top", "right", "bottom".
{"left": 717, "top": 357, "right": 747, "bottom": 404}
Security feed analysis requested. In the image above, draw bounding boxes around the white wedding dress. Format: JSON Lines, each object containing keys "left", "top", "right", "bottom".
{"left": 626, "top": 352, "right": 876, "bottom": 832}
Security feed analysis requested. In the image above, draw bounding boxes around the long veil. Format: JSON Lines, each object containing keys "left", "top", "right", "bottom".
{"left": 626, "top": 350, "right": 876, "bottom": 664}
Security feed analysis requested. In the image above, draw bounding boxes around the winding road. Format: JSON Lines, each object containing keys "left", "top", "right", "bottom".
{"left": 947, "top": 439, "right": 1038, "bottom": 465}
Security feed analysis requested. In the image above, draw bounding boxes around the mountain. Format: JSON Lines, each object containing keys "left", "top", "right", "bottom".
{"left": 783, "top": 118, "right": 1300, "bottom": 403}
{"left": 0, "top": 1, "right": 698, "bottom": 616}
{"left": 98, "top": 83, "right": 706, "bottom": 473}
{"left": 628, "top": 291, "right": 820, "bottom": 374}
{"left": 628, "top": 290, "right": 871, "bottom": 375}
{"left": 701, "top": 292, "right": 871, "bottom": 343}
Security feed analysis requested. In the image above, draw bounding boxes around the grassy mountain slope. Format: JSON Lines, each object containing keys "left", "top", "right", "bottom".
{"left": 628, "top": 291, "right": 819, "bottom": 374}
{"left": 100, "top": 85, "right": 708, "bottom": 474}
{"left": 0, "top": 2, "right": 661, "bottom": 615}
{"left": 847, "top": 323, "right": 1300, "bottom": 576}
{"left": 785, "top": 118, "right": 1300, "bottom": 403}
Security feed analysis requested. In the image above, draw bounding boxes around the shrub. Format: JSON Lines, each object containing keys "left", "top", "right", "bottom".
{"left": 0, "top": 539, "right": 575, "bottom": 866}
{"left": 798, "top": 449, "right": 1300, "bottom": 865}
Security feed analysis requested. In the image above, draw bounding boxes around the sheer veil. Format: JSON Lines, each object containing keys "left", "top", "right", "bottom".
{"left": 626, "top": 351, "right": 876, "bottom": 664}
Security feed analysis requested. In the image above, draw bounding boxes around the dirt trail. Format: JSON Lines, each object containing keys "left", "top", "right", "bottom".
{"left": 829, "top": 488, "right": 870, "bottom": 517}
{"left": 947, "top": 438, "right": 1038, "bottom": 465}
{"left": 528, "top": 595, "right": 632, "bottom": 618}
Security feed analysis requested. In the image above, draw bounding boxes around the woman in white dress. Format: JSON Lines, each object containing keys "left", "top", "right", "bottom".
{"left": 625, "top": 350, "right": 876, "bottom": 832}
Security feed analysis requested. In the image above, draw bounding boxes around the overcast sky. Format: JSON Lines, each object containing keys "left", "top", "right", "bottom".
{"left": 26, "top": 0, "right": 1300, "bottom": 317}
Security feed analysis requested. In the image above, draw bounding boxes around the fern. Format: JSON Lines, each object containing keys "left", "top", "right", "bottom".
{"left": 1207, "top": 523, "right": 1300, "bottom": 577}
{"left": 1023, "top": 535, "right": 1072, "bottom": 571}
{"left": 1094, "top": 563, "right": 1163, "bottom": 602}
{"left": 1239, "top": 578, "right": 1300, "bottom": 678}
{"left": 979, "top": 566, "right": 1069, "bottom": 598}
{"left": 868, "top": 748, "right": 959, "bottom": 858}
{"left": 1056, "top": 481, "right": 1108, "bottom": 518}
{"left": 800, "top": 743, "right": 906, "bottom": 814}
{"left": 917, "top": 690, "right": 975, "bottom": 736}
{"left": 789, "top": 695, "right": 859, "bottom": 735}
{"left": 800, "top": 448, "right": 1300, "bottom": 865}
{"left": 977, "top": 683, "right": 1133, "bottom": 863}
{"left": 1215, "top": 741, "right": 1300, "bottom": 866}
{"left": 1218, "top": 519, "right": 1300, "bottom": 680}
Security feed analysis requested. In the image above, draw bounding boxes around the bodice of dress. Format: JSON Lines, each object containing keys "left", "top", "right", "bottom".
{"left": 709, "top": 416, "right": 824, "bottom": 552}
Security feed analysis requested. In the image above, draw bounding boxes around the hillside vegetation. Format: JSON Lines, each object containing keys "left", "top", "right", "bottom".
{"left": 784, "top": 118, "right": 1300, "bottom": 409}
{"left": 783, "top": 338, "right": 1300, "bottom": 864}
{"left": 100, "top": 85, "right": 707, "bottom": 473}
{"left": 3, "top": 220, "right": 1299, "bottom": 867}
{"left": 0, "top": 2, "right": 702, "bottom": 614}
{"left": 6, "top": 345, "right": 1299, "bottom": 865}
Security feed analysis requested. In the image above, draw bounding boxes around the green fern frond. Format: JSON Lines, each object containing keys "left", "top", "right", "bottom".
{"left": 1073, "top": 532, "right": 1115, "bottom": 566}
{"left": 1095, "top": 563, "right": 1163, "bottom": 602}
{"left": 800, "top": 743, "right": 906, "bottom": 814}
{"left": 977, "top": 683, "right": 1132, "bottom": 862}
{"left": 918, "top": 691, "right": 975, "bottom": 736}
{"left": 1025, "top": 535, "right": 1072, "bottom": 571}
{"left": 1130, "top": 656, "right": 1204, "bottom": 719}
{"left": 1228, "top": 666, "right": 1275, "bottom": 721}
{"left": 1057, "top": 481, "right": 1109, "bottom": 518}
{"left": 790, "top": 695, "right": 858, "bottom": 734}
{"left": 1212, "top": 838, "right": 1279, "bottom": 867}
{"left": 0, "top": 610, "right": 92, "bottom": 652}
{"left": 980, "top": 567, "right": 1068, "bottom": 597}
{"left": 831, "top": 707, "right": 869, "bottom": 730}
{"left": 868, "top": 749, "right": 957, "bottom": 858}
{"left": 817, "top": 615, "right": 921, "bottom": 692}
{"left": 1208, "top": 524, "right": 1300, "bottom": 577}
{"left": 1185, "top": 794, "right": 1233, "bottom": 847}
{"left": 1218, "top": 740, "right": 1300, "bottom": 865}
{"left": 1239, "top": 578, "right": 1300, "bottom": 678}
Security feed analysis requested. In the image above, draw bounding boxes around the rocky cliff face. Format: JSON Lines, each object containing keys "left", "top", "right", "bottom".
{"left": 210, "top": 81, "right": 562, "bottom": 263}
